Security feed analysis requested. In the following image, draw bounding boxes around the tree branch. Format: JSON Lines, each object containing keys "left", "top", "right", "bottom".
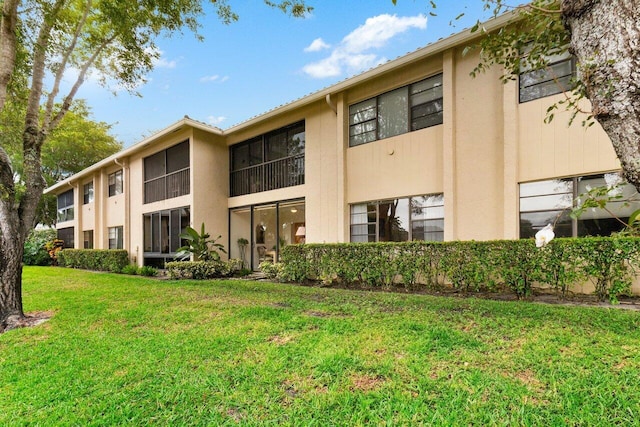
{"left": 49, "top": 35, "right": 117, "bottom": 131}
{"left": 0, "top": 0, "right": 20, "bottom": 113}
{"left": 43, "top": 0, "right": 93, "bottom": 131}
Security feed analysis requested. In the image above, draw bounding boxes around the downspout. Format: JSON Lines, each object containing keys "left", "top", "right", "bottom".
{"left": 114, "top": 158, "right": 131, "bottom": 261}
{"left": 326, "top": 93, "right": 337, "bottom": 115}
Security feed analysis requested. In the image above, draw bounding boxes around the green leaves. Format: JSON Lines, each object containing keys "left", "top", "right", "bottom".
{"left": 279, "top": 237, "right": 640, "bottom": 303}
{"left": 175, "top": 222, "right": 226, "bottom": 262}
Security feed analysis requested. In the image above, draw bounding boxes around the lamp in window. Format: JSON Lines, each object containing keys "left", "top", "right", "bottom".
{"left": 295, "top": 225, "right": 306, "bottom": 244}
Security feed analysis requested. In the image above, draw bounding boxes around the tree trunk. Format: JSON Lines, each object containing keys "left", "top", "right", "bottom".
{"left": 562, "top": 0, "right": 640, "bottom": 191}
{"left": 0, "top": 234, "right": 25, "bottom": 332}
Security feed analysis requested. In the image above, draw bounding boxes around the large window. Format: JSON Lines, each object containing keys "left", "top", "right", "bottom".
{"left": 83, "top": 182, "right": 94, "bottom": 204}
{"left": 108, "top": 226, "right": 123, "bottom": 249}
{"left": 519, "top": 173, "right": 640, "bottom": 238}
{"left": 230, "top": 122, "right": 305, "bottom": 196}
{"left": 57, "top": 189, "right": 74, "bottom": 222}
{"left": 108, "top": 170, "right": 123, "bottom": 197}
{"left": 57, "top": 227, "right": 74, "bottom": 248}
{"left": 143, "top": 207, "right": 190, "bottom": 266}
{"left": 350, "top": 194, "right": 444, "bottom": 242}
{"left": 144, "top": 140, "right": 190, "bottom": 204}
{"left": 349, "top": 74, "right": 443, "bottom": 147}
{"left": 519, "top": 51, "right": 575, "bottom": 103}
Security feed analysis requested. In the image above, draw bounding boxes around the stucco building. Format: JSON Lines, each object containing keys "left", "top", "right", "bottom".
{"left": 45, "top": 13, "right": 639, "bottom": 269}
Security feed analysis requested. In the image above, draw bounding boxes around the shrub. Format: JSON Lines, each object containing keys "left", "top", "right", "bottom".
{"left": 23, "top": 228, "right": 57, "bottom": 266}
{"left": 57, "top": 249, "right": 129, "bottom": 273}
{"left": 121, "top": 264, "right": 139, "bottom": 275}
{"left": 278, "top": 238, "right": 640, "bottom": 302}
{"left": 165, "top": 260, "right": 233, "bottom": 280}
{"left": 138, "top": 265, "right": 159, "bottom": 277}
{"left": 259, "top": 261, "right": 282, "bottom": 280}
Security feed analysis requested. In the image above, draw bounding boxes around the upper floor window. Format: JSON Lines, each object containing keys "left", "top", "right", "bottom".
{"left": 519, "top": 50, "right": 575, "bottom": 103}
{"left": 144, "top": 140, "right": 190, "bottom": 204}
{"left": 108, "top": 170, "right": 123, "bottom": 197}
{"left": 57, "top": 189, "right": 74, "bottom": 222}
{"left": 349, "top": 74, "right": 443, "bottom": 147}
{"left": 83, "top": 182, "right": 94, "bottom": 204}
{"left": 519, "top": 173, "right": 640, "bottom": 238}
{"left": 350, "top": 194, "right": 444, "bottom": 242}
{"left": 230, "top": 121, "right": 305, "bottom": 197}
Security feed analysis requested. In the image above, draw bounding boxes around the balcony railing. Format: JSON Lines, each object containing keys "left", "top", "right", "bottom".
{"left": 230, "top": 154, "right": 304, "bottom": 197}
{"left": 144, "top": 168, "right": 190, "bottom": 204}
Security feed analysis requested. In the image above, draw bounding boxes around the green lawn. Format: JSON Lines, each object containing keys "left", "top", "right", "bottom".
{"left": 2, "top": 267, "right": 640, "bottom": 426}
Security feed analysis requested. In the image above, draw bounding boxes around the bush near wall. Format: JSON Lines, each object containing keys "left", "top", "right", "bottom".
{"left": 23, "top": 228, "right": 57, "bottom": 266}
{"left": 165, "top": 260, "right": 237, "bottom": 280}
{"left": 57, "top": 249, "right": 129, "bottom": 273}
{"left": 278, "top": 238, "right": 640, "bottom": 303}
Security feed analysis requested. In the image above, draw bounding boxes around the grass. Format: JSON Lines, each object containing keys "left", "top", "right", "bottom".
{"left": 1, "top": 267, "right": 640, "bottom": 425}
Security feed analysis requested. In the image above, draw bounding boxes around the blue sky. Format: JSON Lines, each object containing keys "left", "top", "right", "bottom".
{"left": 75, "top": 0, "right": 493, "bottom": 147}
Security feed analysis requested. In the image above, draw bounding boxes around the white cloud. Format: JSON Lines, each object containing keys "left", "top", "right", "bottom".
{"left": 302, "top": 14, "right": 427, "bottom": 79}
{"left": 207, "top": 115, "right": 227, "bottom": 126}
{"left": 199, "top": 75, "right": 230, "bottom": 83}
{"left": 304, "top": 38, "right": 331, "bottom": 52}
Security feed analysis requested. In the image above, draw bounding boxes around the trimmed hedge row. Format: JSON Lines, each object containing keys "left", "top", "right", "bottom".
{"left": 166, "top": 259, "right": 242, "bottom": 280}
{"left": 278, "top": 238, "right": 640, "bottom": 303}
{"left": 58, "top": 249, "right": 129, "bottom": 273}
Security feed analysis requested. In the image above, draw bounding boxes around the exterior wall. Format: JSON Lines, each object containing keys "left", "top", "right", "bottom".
{"left": 192, "top": 129, "right": 229, "bottom": 257}
{"left": 517, "top": 95, "right": 620, "bottom": 182}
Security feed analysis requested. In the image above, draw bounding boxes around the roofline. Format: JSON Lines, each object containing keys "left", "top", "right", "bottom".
{"left": 224, "top": 10, "right": 518, "bottom": 133}
{"left": 44, "top": 116, "right": 222, "bottom": 194}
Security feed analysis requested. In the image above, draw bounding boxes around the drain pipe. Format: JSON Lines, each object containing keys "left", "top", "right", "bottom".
{"left": 325, "top": 93, "right": 337, "bottom": 115}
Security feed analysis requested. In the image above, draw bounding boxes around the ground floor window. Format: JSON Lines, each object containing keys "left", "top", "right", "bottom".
{"left": 350, "top": 194, "right": 444, "bottom": 242}
{"left": 83, "top": 230, "right": 94, "bottom": 249}
{"left": 57, "top": 227, "right": 74, "bottom": 248}
{"left": 108, "top": 226, "right": 123, "bottom": 249}
{"left": 519, "top": 173, "right": 640, "bottom": 238}
{"left": 143, "top": 207, "right": 190, "bottom": 266}
{"left": 229, "top": 199, "right": 305, "bottom": 270}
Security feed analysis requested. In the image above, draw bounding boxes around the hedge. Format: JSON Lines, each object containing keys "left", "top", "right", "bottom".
{"left": 277, "top": 238, "right": 640, "bottom": 303}
{"left": 57, "top": 249, "right": 129, "bottom": 273}
{"left": 165, "top": 259, "right": 242, "bottom": 280}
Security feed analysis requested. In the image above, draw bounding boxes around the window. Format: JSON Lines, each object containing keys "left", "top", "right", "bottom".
{"left": 350, "top": 194, "right": 444, "bottom": 242}
{"left": 83, "top": 182, "right": 94, "bottom": 204}
{"left": 519, "top": 51, "right": 575, "bottom": 103}
{"left": 349, "top": 74, "right": 443, "bottom": 147}
{"left": 57, "top": 227, "right": 74, "bottom": 249}
{"left": 83, "top": 230, "right": 94, "bottom": 249}
{"left": 143, "top": 207, "right": 190, "bottom": 255}
{"left": 57, "top": 189, "right": 74, "bottom": 222}
{"left": 108, "top": 170, "right": 123, "bottom": 197}
{"left": 230, "top": 122, "right": 305, "bottom": 196}
{"left": 519, "top": 173, "right": 640, "bottom": 238}
{"left": 144, "top": 141, "right": 190, "bottom": 204}
{"left": 108, "top": 226, "right": 123, "bottom": 249}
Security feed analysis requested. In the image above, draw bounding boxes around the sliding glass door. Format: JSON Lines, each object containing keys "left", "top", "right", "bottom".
{"left": 229, "top": 198, "right": 305, "bottom": 270}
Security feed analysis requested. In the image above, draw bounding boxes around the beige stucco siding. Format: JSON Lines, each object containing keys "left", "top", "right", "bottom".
{"left": 517, "top": 95, "right": 620, "bottom": 182}
{"left": 346, "top": 127, "right": 444, "bottom": 204}
{"left": 450, "top": 47, "right": 505, "bottom": 241}
{"left": 191, "top": 129, "right": 229, "bottom": 256}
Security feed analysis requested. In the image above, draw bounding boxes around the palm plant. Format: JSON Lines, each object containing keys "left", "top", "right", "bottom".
{"left": 175, "top": 223, "right": 226, "bottom": 261}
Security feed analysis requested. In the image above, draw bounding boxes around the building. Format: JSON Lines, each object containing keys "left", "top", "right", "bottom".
{"left": 45, "top": 12, "right": 639, "bottom": 270}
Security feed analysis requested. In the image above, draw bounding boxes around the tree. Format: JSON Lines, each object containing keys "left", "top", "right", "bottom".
{"left": 0, "top": 0, "right": 311, "bottom": 332}
{"left": 466, "top": 1, "right": 640, "bottom": 191}
{"left": 2, "top": 100, "right": 122, "bottom": 225}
